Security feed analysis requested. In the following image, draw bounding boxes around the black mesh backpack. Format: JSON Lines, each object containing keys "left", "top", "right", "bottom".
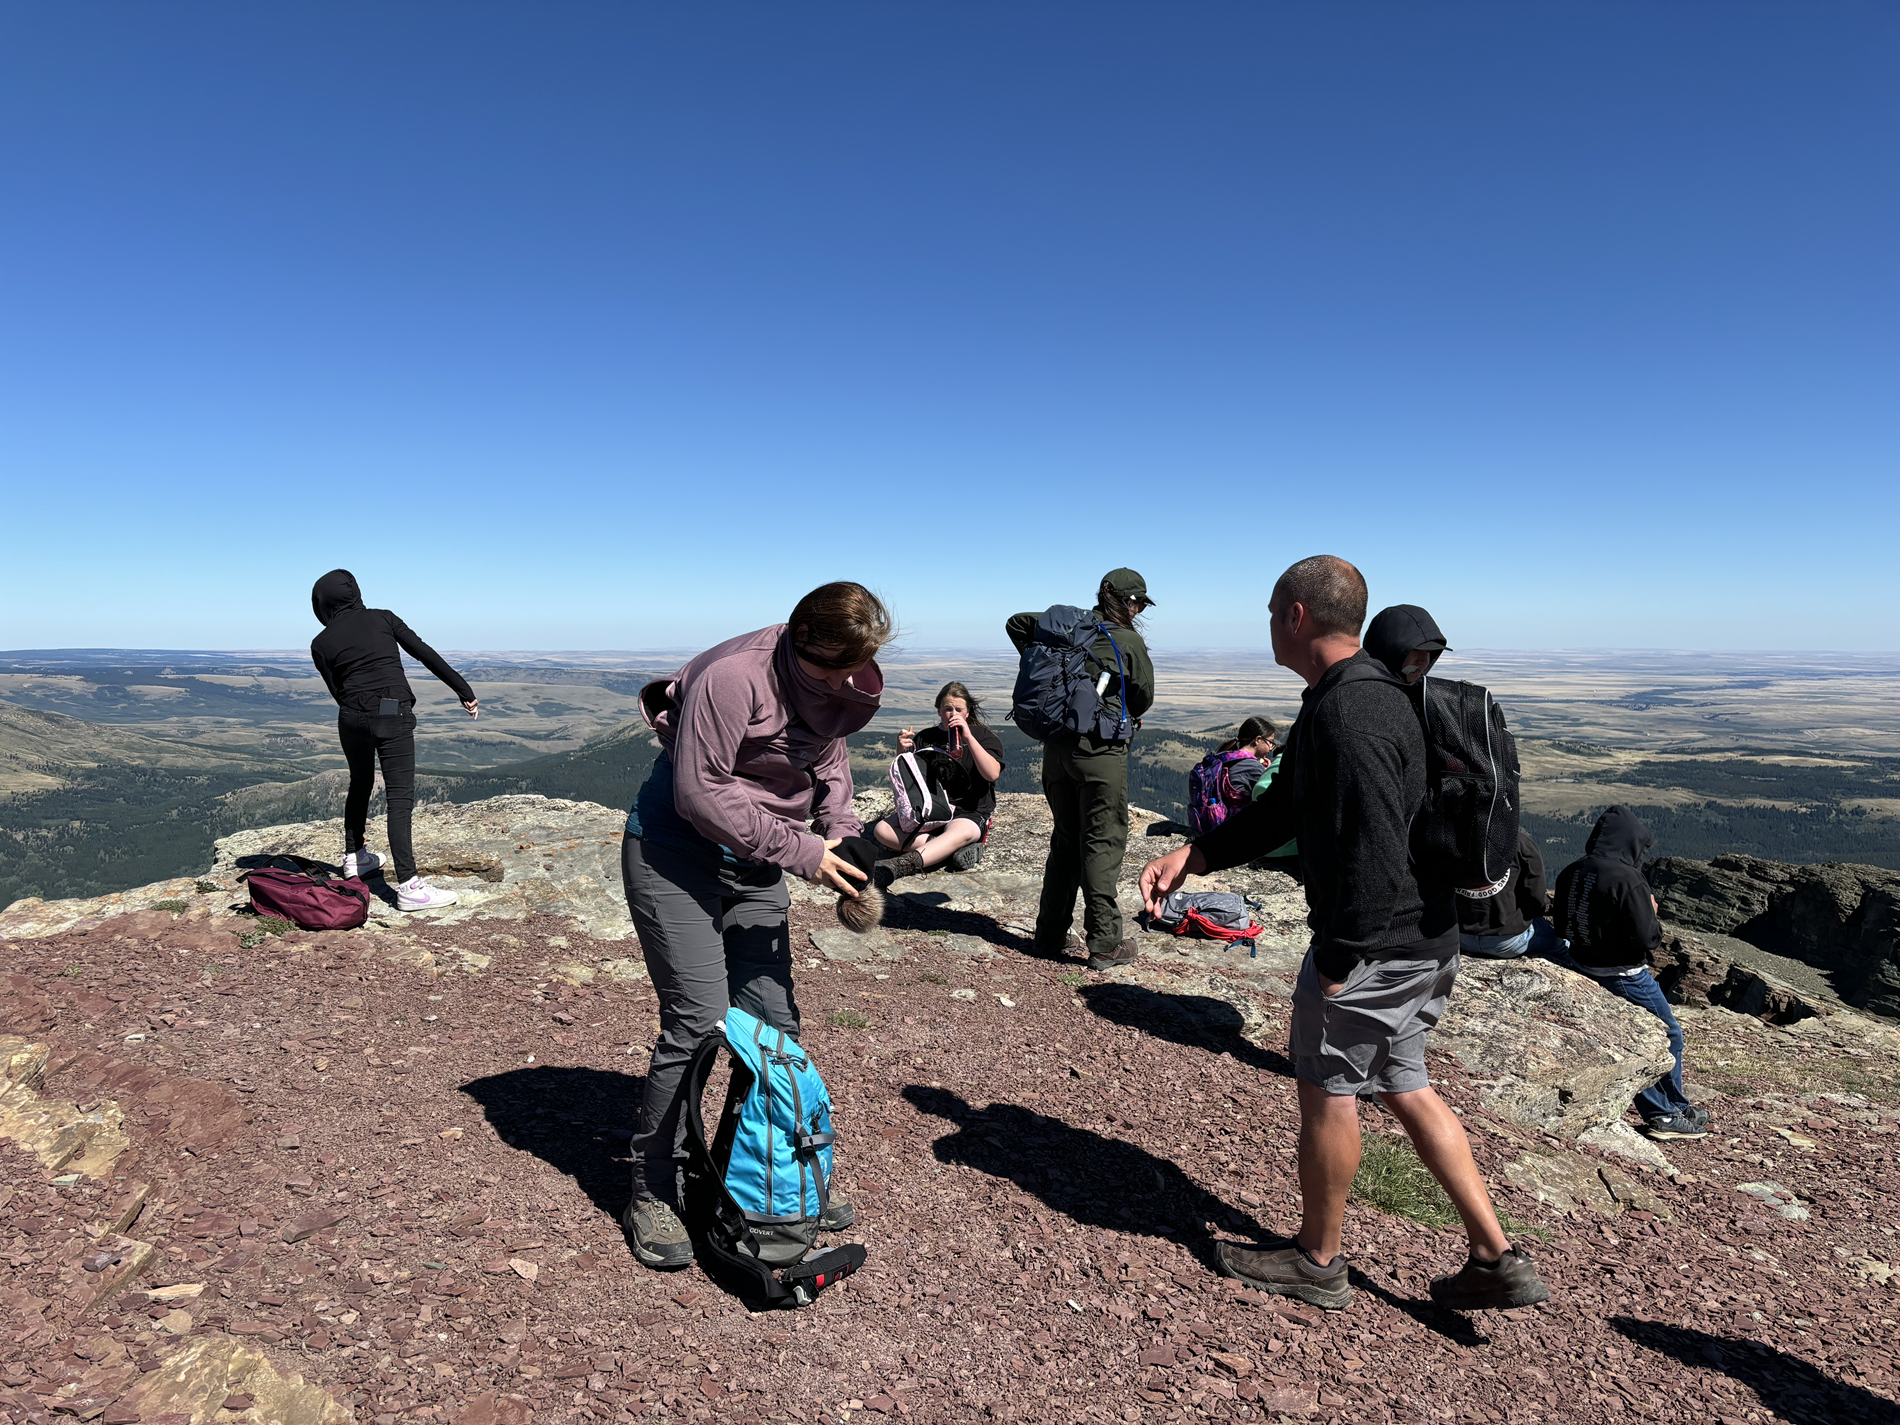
{"left": 1413, "top": 674, "right": 1522, "bottom": 889}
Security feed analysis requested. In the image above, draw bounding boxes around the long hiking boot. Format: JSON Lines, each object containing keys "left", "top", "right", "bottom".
{"left": 819, "top": 1199, "right": 856, "bottom": 1231}
{"left": 1429, "top": 1248, "right": 1551, "bottom": 1311}
{"left": 622, "top": 1198, "right": 693, "bottom": 1270}
{"left": 873, "top": 850, "right": 926, "bottom": 890}
{"left": 1642, "top": 1112, "right": 1710, "bottom": 1141}
{"left": 1215, "top": 1242, "right": 1352, "bottom": 1311}
{"left": 1087, "top": 939, "right": 1140, "bottom": 972}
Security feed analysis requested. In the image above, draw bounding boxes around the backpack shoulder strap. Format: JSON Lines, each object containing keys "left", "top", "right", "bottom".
{"left": 1095, "top": 624, "right": 1129, "bottom": 732}
{"left": 675, "top": 1030, "right": 800, "bottom": 1310}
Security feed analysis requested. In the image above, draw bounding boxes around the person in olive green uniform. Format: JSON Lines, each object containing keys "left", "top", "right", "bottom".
{"left": 1006, "top": 569, "right": 1157, "bottom": 970}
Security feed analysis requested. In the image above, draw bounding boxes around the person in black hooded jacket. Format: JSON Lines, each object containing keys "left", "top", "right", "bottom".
{"left": 1549, "top": 805, "right": 1709, "bottom": 1140}
{"left": 1363, "top": 603, "right": 1449, "bottom": 685}
{"left": 1456, "top": 828, "right": 1560, "bottom": 958}
{"left": 309, "top": 570, "right": 478, "bottom": 911}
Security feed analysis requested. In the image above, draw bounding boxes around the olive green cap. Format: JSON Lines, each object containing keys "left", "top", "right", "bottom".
{"left": 1102, "top": 568, "right": 1154, "bottom": 605}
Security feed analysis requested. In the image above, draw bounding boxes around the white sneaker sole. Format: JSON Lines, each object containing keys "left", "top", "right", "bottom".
{"left": 398, "top": 894, "right": 457, "bottom": 912}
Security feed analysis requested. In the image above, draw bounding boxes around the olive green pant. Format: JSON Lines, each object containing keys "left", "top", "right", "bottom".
{"left": 1036, "top": 734, "right": 1131, "bottom": 956}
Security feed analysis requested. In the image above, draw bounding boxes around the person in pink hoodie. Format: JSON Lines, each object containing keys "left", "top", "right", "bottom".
{"left": 620, "top": 581, "right": 892, "bottom": 1269}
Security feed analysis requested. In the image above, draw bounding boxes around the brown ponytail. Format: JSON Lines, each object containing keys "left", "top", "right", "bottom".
{"left": 1216, "top": 715, "right": 1278, "bottom": 754}
{"left": 1097, "top": 581, "right": 1145, "bottom": 630}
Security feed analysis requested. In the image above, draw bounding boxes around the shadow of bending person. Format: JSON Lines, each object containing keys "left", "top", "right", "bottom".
{"left": 1078, "top": 980, "right": 1294, "bottom": 1079}
{"left": 901, "top": 1084, "right": 1267, "bottom": 1274}
{"left": 460, "top": 1065, "right": 644, "bottom": 1224}
{"left": 1612, "top": 1317, "right": 1899, "bottom": 1425}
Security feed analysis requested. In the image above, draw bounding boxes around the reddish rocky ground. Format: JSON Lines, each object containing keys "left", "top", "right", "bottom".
{"left": 2, "top": 902, "right": 1897, "bottom": 1425}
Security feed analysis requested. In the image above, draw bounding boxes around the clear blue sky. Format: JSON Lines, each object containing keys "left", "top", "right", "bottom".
{"left": 2, "top": 3, "right": 1895, "bottom": 653}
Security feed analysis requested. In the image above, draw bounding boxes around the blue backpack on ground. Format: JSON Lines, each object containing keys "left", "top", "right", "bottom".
{"left": 676, "top": 1007, "right": 865, "bottom": 1308}
{"left": 1009, "top": 604, "right": 1133, "bottom": 742}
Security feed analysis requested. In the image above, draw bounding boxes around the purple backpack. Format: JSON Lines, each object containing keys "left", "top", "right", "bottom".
{"left": 1187, "top": 750, "right": 1259, "bottom": 836}
{"left": 239, "top": 858, "right": 371, "bottom": 931}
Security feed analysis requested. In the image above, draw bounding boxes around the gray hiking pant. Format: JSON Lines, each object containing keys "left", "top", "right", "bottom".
{"left": 622, "top": 836, "right": 801, "bottom": 1205}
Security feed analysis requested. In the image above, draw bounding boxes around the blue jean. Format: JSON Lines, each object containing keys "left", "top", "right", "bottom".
{"left": 1537, "top": 944, "right": 1691, "bottom": 1121}
{"left": 1461, "top": 917, "right": 1563, "bottom": 960}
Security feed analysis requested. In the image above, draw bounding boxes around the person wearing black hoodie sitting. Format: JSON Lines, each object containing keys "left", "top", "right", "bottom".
{"left": 309, "top": 570, "right": 478, "bottom": 912}
{"left": 1456, "top": 828, "right": 1559, "bottom": 959}
{"left": 1550, "top": 805, "right": 1709, "bottom": 1141}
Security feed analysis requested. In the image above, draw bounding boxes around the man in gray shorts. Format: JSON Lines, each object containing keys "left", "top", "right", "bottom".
{"left": 1142, "top": 556, "right": 1549, "bottom": 1314}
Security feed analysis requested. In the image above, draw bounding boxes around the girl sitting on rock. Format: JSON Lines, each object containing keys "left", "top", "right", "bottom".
{"left": 1187, "top": 716, "right": 1298, "bottom": 861}
{"left": 870, "top": 681, "right": 1007, "bottom": 884}
{"left": 620, "top": 581, "right": 891, "bottom": 1270}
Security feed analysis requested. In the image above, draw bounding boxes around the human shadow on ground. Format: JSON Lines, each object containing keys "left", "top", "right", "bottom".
{"left": 1612, "top": 1317, "right": 1899, "bottom": 1425}
{"left": 879, "top": 890, "right": 1077, "bottom": 965}
{"left": 1343, "top": 1268, "right": 1487, "bottom": 1349}
{"left": 905, "top": 1085, "right": 1487, "bottom": 1347}
{"left": 903, "top": 1084, "right": 1268, "bottom": 1274}
{"left": 460, "top": 1065, "right": 643, "bottom": 1225}
{"left": 1078, "top": 980, "right": 1295, "bottom": 1079}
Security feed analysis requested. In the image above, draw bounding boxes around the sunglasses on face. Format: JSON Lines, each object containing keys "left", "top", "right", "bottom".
{"left": 794, "top": 644, "right": 863, "bottom": 672}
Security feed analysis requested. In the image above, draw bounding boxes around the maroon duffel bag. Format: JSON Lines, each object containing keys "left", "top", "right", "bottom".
{"left": 238, "top": 857, "right": 371, "bottom": 931}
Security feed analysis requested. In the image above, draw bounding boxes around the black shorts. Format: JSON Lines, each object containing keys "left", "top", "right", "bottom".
{"left": 891, "top": 809, "right": 990, "bottom": 844}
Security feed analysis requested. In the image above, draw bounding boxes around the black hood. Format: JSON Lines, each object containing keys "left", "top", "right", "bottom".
{"left": 1364, "top": 604, "right": 1449, "bottom": 680}
{"left": 1585, "top": 804, "right": 1655, "bottom": 867}
{"left": 312, "top": 569, "right": 365, "bottom": 625}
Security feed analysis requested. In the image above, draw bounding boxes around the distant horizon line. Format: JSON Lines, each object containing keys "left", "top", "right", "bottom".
{"left": 5, "top": 645, "right": 1900, "bottom": 660}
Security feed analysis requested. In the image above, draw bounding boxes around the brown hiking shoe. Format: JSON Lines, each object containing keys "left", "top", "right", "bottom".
{"left": 1429, "top": 1248, "right": 1550, "bottom": 1311}
{"left": 1214, "top": 1242, "right": 1352, "bottom": 1311}
{"left": 622, "top": 1197, "right": 693, "bottom": 1270}
{"left": 873, "top": 850, "right": 926, "bottom": 889}
{"left": 1086, "top": 939, "right": 1140, "bottom": 971}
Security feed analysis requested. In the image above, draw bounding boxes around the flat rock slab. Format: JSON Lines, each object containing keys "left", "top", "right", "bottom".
{"left": 2, "top": 794, "right": 634, "bottom": 944}
{"left": 115, "top": 1335, "right": 352, "bottom": 1425}
{"left": 0, "top": 1034, "right": 132, "bottom": 1178}
{"left": 65, "top": 1231, "right": 157, "bottom": 1312}
{"left": 811, "top": 928, "right": 906, "bottom": 962}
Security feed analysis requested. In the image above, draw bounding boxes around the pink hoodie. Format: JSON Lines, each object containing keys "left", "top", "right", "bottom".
{"left": 642, "top": 625, "right": 882, "bottom": 879}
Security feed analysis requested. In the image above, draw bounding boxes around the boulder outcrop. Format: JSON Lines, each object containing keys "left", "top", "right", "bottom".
{"left": 6, "top": 788, "right": 1838, "bottom": 1168}
{"left": 1, "top": 794, "right": 634, "bottom": 944}
{"left": 1650, "top": 853, "right": 1900, "bottom": 1018}
{"left": 816, "top": 791, "right": 1680, "bottom": 1164}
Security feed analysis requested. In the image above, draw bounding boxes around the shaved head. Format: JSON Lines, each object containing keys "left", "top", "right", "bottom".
{"left": 1272, "top": 556, "right": 1368, "bottom": 638}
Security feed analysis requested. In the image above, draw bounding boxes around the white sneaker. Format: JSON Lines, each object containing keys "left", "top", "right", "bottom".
{"left": 396, "top": 876, "right": 457, "bottom": 912}
{"left": 341, "top": 849, "right": 383, "bottom": 879}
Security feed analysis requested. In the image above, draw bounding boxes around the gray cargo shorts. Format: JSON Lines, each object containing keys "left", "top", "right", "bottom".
{"left": 1289, "top": 945, "right": 1461, "bottom": 1096}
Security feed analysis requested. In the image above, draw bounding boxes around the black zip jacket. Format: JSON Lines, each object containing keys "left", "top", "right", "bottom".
{"left": 309, "top": 569, "right": 475, "bottom": 715}
{"left": 1455, "top": 828, "right": 1548, "bottom": 940}
{"left": 1192, "top": 650, "right": 1456, "bottom": 980}
{"left": 1551, "top": 804, "right": 1661, "bottom": 970}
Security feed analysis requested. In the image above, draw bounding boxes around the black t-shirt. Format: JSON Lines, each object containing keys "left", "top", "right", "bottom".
{"left": 913, "top": 723, "right": 1007, "bottom": 820}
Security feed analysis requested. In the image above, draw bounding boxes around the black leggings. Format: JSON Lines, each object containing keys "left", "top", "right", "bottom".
{"left": 337, "top": 709, "right": 417, "bottom": 882}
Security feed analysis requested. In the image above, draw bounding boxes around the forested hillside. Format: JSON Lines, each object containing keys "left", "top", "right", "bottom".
{"left": 9, "top": 702, "right": 1900, "bottom": 906}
